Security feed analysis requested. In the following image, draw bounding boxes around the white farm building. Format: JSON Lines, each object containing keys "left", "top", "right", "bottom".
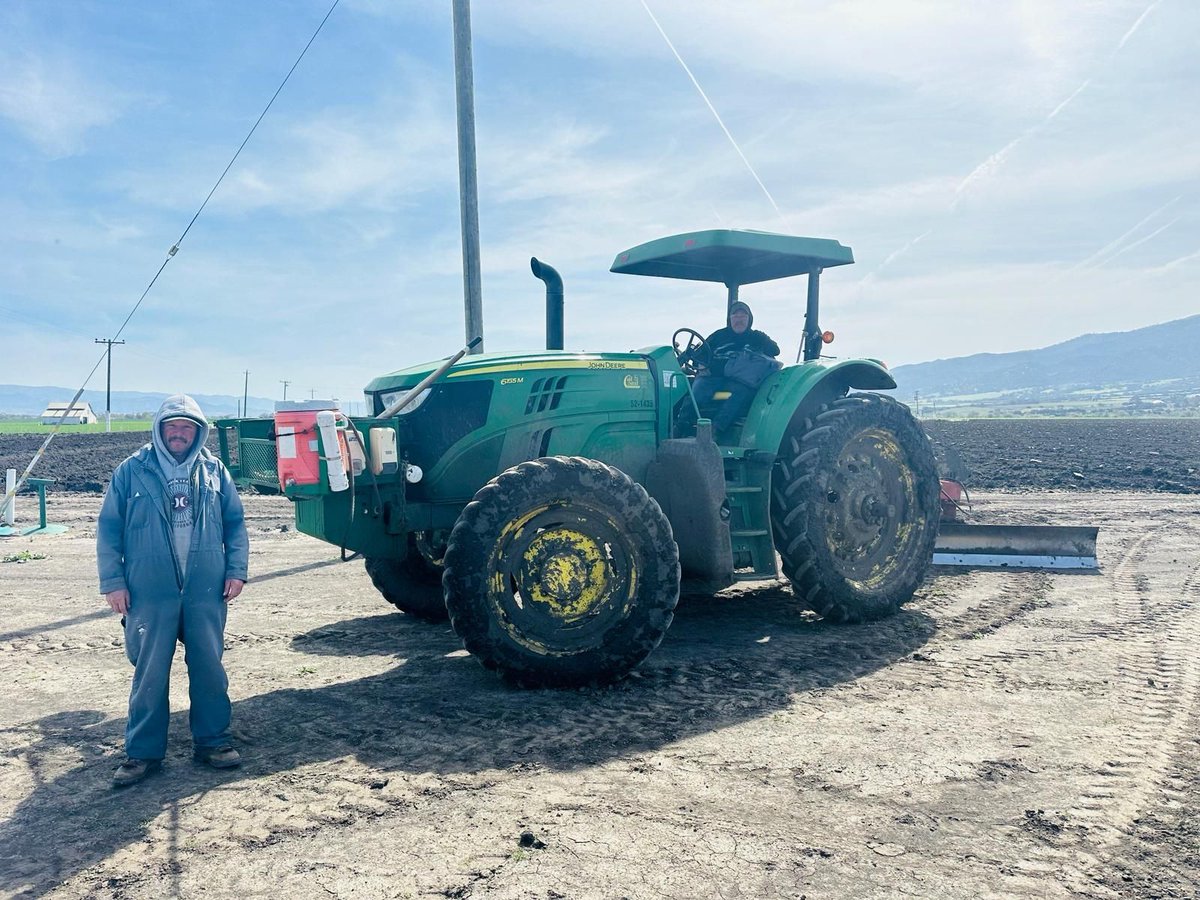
{"left": 40, "top": 401, "right": 99, "bottom": 425}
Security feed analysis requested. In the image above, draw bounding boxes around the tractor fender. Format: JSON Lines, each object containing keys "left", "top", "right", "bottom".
{"left": 739, "top": 359, "right": 896, "bottom": 457}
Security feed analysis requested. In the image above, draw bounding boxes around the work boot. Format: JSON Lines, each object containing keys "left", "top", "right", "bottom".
{"left": 194, "top": 746, "right": 241, "bottom": 769}
{"left": 112, "top": 757, "right": 161, "bottom": 788}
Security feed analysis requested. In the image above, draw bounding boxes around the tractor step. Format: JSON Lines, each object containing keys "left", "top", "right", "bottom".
{"left": 933, "top": 522, "right": 1099, "bottom": 570}
{"left": 732, "top": 571, "right": 774, "bottom": 583}
{"left": 722, "top": 453, "right": 777, "bottom": 579}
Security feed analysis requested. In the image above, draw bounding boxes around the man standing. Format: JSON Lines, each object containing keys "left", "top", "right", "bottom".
{"left": 98, "top": 394, "right": 249, "bottom": 787}
{"left": 691, "top": 301, "right": 781, "bottom": 439}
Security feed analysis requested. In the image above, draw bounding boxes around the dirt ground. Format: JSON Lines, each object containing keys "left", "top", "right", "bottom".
{"left": 2, "top": 489, "right": 1198, "bottom": 899}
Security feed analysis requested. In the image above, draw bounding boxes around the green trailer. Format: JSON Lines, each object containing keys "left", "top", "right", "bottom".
{"left": 217, "top": 229, "right": 940, "bottom": 687}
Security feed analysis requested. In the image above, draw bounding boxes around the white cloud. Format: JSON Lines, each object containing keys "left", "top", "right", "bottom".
{"left": 0, "top": 51, "right": 124, "bottom": 157}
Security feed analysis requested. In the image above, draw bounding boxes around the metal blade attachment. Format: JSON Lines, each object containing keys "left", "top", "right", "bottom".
{"left": 933, "top": 522, "right": 1099, "bottom": 570}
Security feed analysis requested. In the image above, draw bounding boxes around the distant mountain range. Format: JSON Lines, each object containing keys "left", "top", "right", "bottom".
{"left": 0, "top": 386, "right": 281, "bottom": 418}
{"left": 890, "top": 314, "right": 1200, "bottom": 416}
{"left": 3, "top": 314, "right": 1197, "bottom": 418}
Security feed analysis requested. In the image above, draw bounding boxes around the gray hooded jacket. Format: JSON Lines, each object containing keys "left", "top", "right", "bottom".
{"left": 97, "top": 394, "right": 248, "bottom": 596}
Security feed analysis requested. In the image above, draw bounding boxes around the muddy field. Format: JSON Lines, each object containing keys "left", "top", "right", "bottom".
{"left": 1, "top": 423, "right": 1198, "bottom": 899}
{"left": 2, "top": 418, "right": 1199, "bottom": 496}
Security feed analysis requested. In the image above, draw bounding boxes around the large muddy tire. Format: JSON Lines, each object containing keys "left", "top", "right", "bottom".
{"left": 363, "top": 531, "right": 450, "bottom": 622}
{"left": 771, "top": 393, "right": 940, "bottom": 622}
{"left": 442, "top": 456, "right": 680, "bottom": 688}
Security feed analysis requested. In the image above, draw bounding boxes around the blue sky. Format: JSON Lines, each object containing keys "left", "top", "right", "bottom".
{"left": 1, "top": 0, "right": 1196, "bottom": 409}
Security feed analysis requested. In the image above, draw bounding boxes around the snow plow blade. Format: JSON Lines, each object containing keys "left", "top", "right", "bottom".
{"left": 933, "top": 522, "right": 1099, "bottom": 570}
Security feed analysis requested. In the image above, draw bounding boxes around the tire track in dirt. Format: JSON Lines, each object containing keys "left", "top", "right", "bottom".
{"left": 1092, "top": 678, "right": 1200, "bottom": 897}
{"left": 930, "top": 571, "right": 1054, "bottom": 643}
{"left": 1016, "top": 522, "right": 1200, "bottom": 895}
{"left": 845, "top": 572, "right": 1067, "bottom": 695}
{"left": 0, "top": 635, "right": 124, "bottom": 655}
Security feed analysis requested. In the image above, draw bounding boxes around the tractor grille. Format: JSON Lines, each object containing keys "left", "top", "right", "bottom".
{"left": 394, "top": 381, "right": 494, "bottom": 473}
{"left": 525, "top": 376, "right": 568, "bottom": 414}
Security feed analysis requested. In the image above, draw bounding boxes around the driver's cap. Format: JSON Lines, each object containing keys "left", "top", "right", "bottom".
{"left": 729, "top": 301, "right": 751, "bottom": 316}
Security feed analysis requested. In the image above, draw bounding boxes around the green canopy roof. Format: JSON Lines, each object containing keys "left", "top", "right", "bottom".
{"left": 610, "top": 229, "right": 854, "bottom": 286}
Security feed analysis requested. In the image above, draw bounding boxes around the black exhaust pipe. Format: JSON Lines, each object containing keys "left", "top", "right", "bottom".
{"left": 530, "top": 257, "right": 563, "bottom": 350}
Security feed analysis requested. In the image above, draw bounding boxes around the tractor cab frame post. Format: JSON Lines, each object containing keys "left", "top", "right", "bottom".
{"left": 803, "top": 268, "right": 822, "bottom": 361}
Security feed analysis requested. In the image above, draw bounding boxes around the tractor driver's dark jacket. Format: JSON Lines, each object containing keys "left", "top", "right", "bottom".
{"left": 703, "top": 326, "right": 781, "bottom": 377}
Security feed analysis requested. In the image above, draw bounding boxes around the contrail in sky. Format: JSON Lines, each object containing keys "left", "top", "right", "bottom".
{"left": 952, "top": 78, "right": 1093, "bottom": 209}
{"left": 640, "top": 0, "right": 788, "bottom": 227}
{"left": 1068, "top": 194, "right": 1183, "bottom": 271}
{"left": 1098, "top": 216, "right": 1182, "bottom": 266}
{"left": 1118, "top": 0, "right": 1162, "bottom": 49}
{"left": 880, "top": 229, "right": 932, "bottom": 268}
{"left": 875, "top": 0, "right": 1161, "bottom": 277}
{"left": 955, "top": 0, "right": 1158, "bottom": 207}
{"left": 1150, "top": 246, "right": 1200, "bottom": 273}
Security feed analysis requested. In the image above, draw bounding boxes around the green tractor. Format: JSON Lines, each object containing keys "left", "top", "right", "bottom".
{"left": 218, "top": 229, "right": 940, "bottom": 687}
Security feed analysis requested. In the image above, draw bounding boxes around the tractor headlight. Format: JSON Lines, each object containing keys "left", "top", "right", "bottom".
{"left": 379, "top": 387, "right": 432, "bottom": 415}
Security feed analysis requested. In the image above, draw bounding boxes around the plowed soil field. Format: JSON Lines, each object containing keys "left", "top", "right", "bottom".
{"left": 1, "top": 420, "right": 1198, "bottom": 899}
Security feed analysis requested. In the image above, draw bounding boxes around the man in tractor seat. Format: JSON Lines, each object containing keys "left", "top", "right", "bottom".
{"left": 692, "top": 300, "right": 781, "bottom": 441}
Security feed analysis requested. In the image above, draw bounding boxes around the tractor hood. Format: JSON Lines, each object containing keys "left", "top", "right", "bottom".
{"left": 365, "top": 349, "right": 655, "bottom": 396}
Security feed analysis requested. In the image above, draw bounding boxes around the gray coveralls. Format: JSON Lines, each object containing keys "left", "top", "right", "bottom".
{"left": 97, "top": 403, "right": 248, "bottom": 760}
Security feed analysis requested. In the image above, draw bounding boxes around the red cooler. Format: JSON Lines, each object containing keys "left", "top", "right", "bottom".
{"left": 274, "top": 400, "right": 341, "bottom": 490}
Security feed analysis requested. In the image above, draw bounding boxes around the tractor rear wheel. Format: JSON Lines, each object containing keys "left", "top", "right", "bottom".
{"left": 442, "top": 456, "right": 680, "bottom": 688}
{"left": 364, "top": 531, "right": 450, "bottom": 622}
{"left": 771, "top": 393, "right": 939, "bottom": 622}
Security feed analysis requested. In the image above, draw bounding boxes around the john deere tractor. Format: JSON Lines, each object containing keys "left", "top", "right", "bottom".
{"left": 218, "top": 229, "right": 940, "bottom": 687}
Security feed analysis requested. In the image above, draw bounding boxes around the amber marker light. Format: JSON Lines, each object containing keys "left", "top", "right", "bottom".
{"left": 821, "top": 330, "right": 835, "bottom": 344}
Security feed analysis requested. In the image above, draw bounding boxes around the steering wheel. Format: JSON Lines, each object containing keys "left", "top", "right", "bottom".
{"left": 672, "top": 328, "right": 712, "bottom": 377}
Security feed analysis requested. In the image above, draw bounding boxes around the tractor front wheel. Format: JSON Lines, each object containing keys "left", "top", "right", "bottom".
{"left": 771, "top": 393, "right": 939, "bottom": 622}
{"left": 442, "top": 456, "right": 680, "bottom": 688}
{"left": 364, "top": 531, "right": 450, "bottom": 622}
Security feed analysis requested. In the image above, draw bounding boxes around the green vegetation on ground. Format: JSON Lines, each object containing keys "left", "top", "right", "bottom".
{"left": 0, "top": 419, "right": 151, "bottom": 434}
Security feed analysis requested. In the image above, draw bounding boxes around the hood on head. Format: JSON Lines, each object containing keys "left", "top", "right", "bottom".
{"left": 152, "top": 394, "right": 210, "bottom": 468}
{"left": 728, "top": 300, "right": 753, "bottom": 328}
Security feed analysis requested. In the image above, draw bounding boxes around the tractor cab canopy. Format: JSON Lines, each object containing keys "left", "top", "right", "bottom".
{"left": 610, "top": 229, "right": 853, "bottom": 287}
{"left": 610, "top": 228, "right": 854, "bottom": 362}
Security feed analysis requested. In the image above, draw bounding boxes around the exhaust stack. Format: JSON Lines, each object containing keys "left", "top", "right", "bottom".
{"left": 530, "top": 257, "right": 563, "bottom": 350}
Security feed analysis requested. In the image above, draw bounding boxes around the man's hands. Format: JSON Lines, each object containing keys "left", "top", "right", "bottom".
{"left": 104, "top": 589, "right": 130, "bottom": 615}
{"left": 104, "top": 580, "right": 245, "bottom": 613}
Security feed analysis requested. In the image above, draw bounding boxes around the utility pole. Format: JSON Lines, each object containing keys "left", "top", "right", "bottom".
{"left": 280, "top": 380, "right": 291, "bottom": 401}
{"left": 243, "top": 370, "right": 250, "bottom": 417}
{"left": 452, "top": 0, "right": 484, "bottom": 353}
{"left": 94, "top": 338, "right": 126, "bottom": 433}
{"left": 913, "top": 391, "right": 921, "bottom": 418}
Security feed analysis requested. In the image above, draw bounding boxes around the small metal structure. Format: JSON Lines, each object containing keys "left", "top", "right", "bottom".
{"left": 0, "top": 476, "right": 69, "bottom": 537}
